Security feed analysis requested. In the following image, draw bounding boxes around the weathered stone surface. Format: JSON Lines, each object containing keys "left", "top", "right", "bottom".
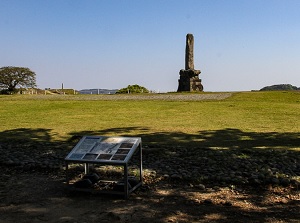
{"left": 185, "top": 34, "right": 194, "bottom": 70}
{"left": 178, "top": 33, "right": 203, "bottom": 92}
{"left": 179, "top": 69, "right": 201, "bottom": 77}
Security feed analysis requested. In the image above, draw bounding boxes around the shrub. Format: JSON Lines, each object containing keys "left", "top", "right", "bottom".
{"left": 116, "top": 84, "right": 149, "bottom": 94}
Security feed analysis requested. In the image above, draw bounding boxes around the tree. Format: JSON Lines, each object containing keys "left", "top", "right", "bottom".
{"left": 116, "top": 84, "right": 149, "bottom": 94}
{"left": 0, "top": 66, "right": 36, "bottom": 93}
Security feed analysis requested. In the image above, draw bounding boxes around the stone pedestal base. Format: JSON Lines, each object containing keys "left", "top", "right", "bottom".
{"left": 177, "top": 69, "right": 203, "bottom": 92}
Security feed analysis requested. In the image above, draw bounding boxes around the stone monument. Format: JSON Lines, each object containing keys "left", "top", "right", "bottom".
{"left": 177, "top": 34, "right": 203, "bottom": 92}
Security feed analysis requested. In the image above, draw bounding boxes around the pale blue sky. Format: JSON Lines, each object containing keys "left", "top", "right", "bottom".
{"left": 1, "top": 0, "right": 300, "bottom": 92}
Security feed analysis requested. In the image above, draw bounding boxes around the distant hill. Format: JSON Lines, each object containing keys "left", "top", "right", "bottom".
{"left": 260, "top": 84, "right": 300, "bottom": 91}
{"left": 79, "top": 89, "right": 118, "bottom": 94}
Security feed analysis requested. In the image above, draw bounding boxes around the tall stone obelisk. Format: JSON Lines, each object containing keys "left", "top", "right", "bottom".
{"left": 185, "top": 34, "right": 194, "bottom": 70}
{"left": 177, "top": 34, "right": 203, "bottom": 92}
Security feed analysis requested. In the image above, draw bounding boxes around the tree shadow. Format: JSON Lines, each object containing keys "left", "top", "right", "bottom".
{"left": 68, "top": 126, "right": 300, "bottom": 148}
{"left": 0, "top": 127, "right": 299, "bottom": 222}
{"left": 0, "top": 127, "right": 54, "bottom": 143}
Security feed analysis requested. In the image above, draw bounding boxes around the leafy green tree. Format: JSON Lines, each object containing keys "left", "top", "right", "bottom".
{"left": 0, "top": 66, "right": 36, "bottom": 93}
{"left": 116, "top": 84, "right": 149, "bottom": 94}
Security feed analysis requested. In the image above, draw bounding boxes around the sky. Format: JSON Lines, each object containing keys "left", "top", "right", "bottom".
{"left": 1, "top": 0, "right": 300, "bottom": 92}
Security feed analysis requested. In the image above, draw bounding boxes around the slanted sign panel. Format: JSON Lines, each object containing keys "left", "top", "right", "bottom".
{"left": 66, "top": 136, "right": 140, "bottom": 163}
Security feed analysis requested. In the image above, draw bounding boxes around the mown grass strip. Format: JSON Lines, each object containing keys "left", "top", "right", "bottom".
{"left": 0, "top": 91, "right": 299, "bottom": 149}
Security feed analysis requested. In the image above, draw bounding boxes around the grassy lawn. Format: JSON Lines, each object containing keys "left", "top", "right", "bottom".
{"left": 0, "top": 91, "right": 299, "bottom": 149}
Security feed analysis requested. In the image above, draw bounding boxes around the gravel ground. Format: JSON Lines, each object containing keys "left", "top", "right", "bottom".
{"left": 11, "top": 93, "right": 233, "bottom": 101}
{"left": 89, "top": 93, "right": 233, "bottom": 101}
{"left": 0, "top": 142, "right": 299, "bottom": 189}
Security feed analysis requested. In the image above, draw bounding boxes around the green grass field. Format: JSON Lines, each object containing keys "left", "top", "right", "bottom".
{"left": 0, "top": 91, "right": 299, "bottom": 149}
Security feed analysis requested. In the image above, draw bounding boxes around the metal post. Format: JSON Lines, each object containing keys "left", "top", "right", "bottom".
{"left": 139, "top": 143, "right": 143, "bottom": 185}
{"left": 84, "top": 163, "right": 89, "bottom": 174}
{"left": 124, "top": 163, "right": 129, "bottom": 199}
{"left": 66, "top": 162, "right": 69, "bottom": 185}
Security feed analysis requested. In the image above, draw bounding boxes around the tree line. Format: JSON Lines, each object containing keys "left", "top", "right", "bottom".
{"left": 0, "top": 66, "right": 150, "bottom": 95}
{"left": 4, "top": 66, "right": 297, "bottom": 95}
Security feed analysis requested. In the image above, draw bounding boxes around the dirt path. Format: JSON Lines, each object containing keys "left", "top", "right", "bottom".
{"left": 0, "top": 167, "right": 299, "bottom": 223}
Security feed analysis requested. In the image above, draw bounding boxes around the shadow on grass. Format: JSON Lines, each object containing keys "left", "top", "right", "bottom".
{"left": 68, "top": 126, "right": 300, "bottom": 149}
{"left": 0, "top": 127, "right": 299, "bottom": 222}
{"left": 0, "top": 127, "right": 54, "bottom": 143}
{"left": 1, "top": 126, "right": 299, "bottom": 150}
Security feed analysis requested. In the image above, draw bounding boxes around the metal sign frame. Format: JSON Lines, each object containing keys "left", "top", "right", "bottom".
{"left": 65, "top": 136, "right": 143, "bottom": 199}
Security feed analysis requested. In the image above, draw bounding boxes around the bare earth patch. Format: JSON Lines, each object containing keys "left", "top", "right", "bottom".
{"left": 0, "top": 166, "right": 299, "bottom": 223}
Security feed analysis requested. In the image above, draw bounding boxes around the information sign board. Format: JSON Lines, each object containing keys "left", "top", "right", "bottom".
{"left": 65, "top": 136, "right": 141, "bottom": 163}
